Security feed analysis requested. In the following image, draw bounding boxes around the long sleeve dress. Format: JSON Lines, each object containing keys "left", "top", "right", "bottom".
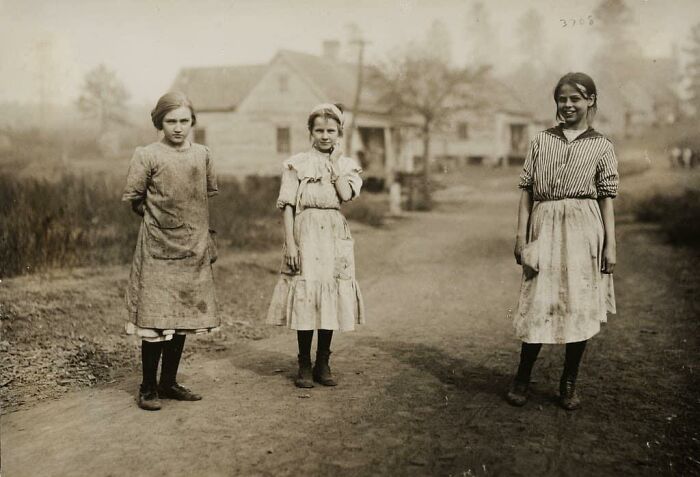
{"left": 515, "top": 125, "right": 618, "bottom": 344}
{"left": 122, "top": 141, "right": 219, "bottom": 342}
{"left": 266, "top": 149, "right": 365, "bottom": 331}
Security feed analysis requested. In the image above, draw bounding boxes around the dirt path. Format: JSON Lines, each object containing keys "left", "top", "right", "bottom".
{"left": 2, "top": 172, "right": 698, "bottom": 477}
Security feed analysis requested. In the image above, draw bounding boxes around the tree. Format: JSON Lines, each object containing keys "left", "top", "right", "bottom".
{"left": 76, "top": 64, "right": 130, "bottom": 132}
{"left": 685, "top": 23, "right": 700, "bottom": 116}
{"left": 371, "top": 51, "right": 488, "bottom": 209}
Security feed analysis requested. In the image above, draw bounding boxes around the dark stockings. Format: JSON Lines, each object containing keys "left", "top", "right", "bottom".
{"left": 562, "top": 340, "right": 587, "bottom": 382}
{"left": 317, "top": 329, "right": 333, "bottom": 354}
{"left": 160, "top": 334, "right": 186, "bottom": 386}
{"left": 514, "top": 340, "right": 588, "bottom": 384}
{"left": 297, "top": 330, "right": 314, "bottom": 363}
{"left": 296, "top": 329, "right": 334, "bottom": 360}
{"left": 141, "top": 340, "right": 163, "bottom": 389}
{"left": 515, "top": 342, "right": 542, "bottom": 384}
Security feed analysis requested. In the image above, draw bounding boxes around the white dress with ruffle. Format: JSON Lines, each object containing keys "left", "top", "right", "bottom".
{"left": 266, "top": 149, "right": 365, "bottom": 331}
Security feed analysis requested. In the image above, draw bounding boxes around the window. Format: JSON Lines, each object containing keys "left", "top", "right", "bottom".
{"left": 457, "top": 122, "right": 469, "bottom": 140}
{"left": 194, "top": 128, "right": 206, "bottom": 145}
{"left": 278, "top": 74, "right": 289, "bottom": 93}
{"left": 276, "top": 127, "right": 290, "bottom": 154}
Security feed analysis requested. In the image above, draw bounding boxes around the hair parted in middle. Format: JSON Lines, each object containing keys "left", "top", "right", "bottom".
{"left": 150, "top": 91, "right": 197, "bottom": 130}
{"left": 307, "top": 103, "right": 345, "bottom": 136}
{"left": 553, "top": 72, "right": 598, "bottom": 125}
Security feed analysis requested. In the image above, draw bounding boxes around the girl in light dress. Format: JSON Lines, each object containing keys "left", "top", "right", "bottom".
{"left": 508, "top": 73, "right": 618, "bottom": 410}
{"left": 267, "top": 103, "right": 365, "bottom": 388}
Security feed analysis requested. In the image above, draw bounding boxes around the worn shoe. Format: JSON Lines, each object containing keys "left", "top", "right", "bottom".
{"left": 295, "top": 355, "right": 314, "bottom": 388}
{"left": 138, "top": 384, "right": 162, "bottom": 411}
{"left": 506, "top": 380, "right": 529, "bottom": 407}
{"left": 559, "top": 378, "right": 581, "bottom": 411}
{"left": 158, "top": 382, "right": 202, "bottom": 401}
{"left": 312, "top": 350, "right": 337, "bottom": 386}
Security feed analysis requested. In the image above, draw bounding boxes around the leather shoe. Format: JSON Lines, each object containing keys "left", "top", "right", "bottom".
{"left": 138, "top": 384, "right": 161, "bottom": 411}
{"left": 158, "top": 382, "right": 202, "bottom": 401}
{"left": 506, "top": 380, "right": 529, "bottom": 407}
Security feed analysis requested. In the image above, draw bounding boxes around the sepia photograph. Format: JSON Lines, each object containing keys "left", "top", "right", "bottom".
{"left": 1, "top": 0, "right": 699, "bottom": 475}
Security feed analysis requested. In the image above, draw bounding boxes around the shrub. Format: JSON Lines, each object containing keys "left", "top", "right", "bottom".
{"left": 634, "top": 190, "right": 700, "bottom": 249}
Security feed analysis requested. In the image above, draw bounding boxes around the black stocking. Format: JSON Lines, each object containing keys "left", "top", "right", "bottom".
{"left": 515, "top": 342, "right": 542, "bottom": 384}
{"left": 141, "top": 340, "right": 163, "bottom": 389}
{"left": 563, "top": 340, "right": 587, "bottom": 381}
{"left": 160, "top": 334, "right": 186, "bottom": 386}
{"left": 317, "top": 329, "right": 333, "bottom": 354}
{"left": 297, "top": 330, "right": 314, "bottom": 361}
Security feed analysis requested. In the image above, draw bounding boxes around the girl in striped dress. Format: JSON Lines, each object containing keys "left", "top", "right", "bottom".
{"left": 508, "top": 73, "right": 618, "bottom": 410}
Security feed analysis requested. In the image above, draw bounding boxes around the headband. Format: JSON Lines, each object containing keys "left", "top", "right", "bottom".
{"left": 310, "top": 103, "right": 344, "bottom": 127}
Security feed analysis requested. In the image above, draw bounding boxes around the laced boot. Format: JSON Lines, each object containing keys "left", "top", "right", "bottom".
{"left": 559, "top": 376, "right": 581, "bottom": 411}
{"left": 295, "top": 354, "right": 314, "bottom": 388}
{"left": 312, "top": 350, "right": 337, "bottom": 386}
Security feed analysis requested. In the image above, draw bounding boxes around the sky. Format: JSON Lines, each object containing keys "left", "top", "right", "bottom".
{"left": 1, "top": 0, "right": 699, "bottom": 106}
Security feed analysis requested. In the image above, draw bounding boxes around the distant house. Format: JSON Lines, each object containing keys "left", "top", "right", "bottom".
{"left": 430, "top": 79, "right": 544, "bottom": 168}
{"left": 173, "top": 43, "right": 407, "bottom": 184}
{"left": 173, "top": 44, "right": 542, "bottom": 181}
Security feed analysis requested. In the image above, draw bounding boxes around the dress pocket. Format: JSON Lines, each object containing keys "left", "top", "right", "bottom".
{"left": 334, "top": 238, "right": 355, "bottom": 280}
{"left": 144, "top": 220, "right": 195, "bottom": 260}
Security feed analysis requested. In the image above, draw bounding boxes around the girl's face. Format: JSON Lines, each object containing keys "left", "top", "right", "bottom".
{"left": 310, "top": 116, "right": 340, "bottom": 152}
{"left": 162, "top": 106, "right": 193, "bottom": 146}
{"left": 556, "top": 83, "right": 595, "bottom": 129}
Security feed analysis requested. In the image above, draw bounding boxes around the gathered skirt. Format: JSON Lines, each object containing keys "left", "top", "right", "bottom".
{"left": 514, "top": 198, "right": 615, "bottom": 344}
{"left": 266, "top": 208, "right": 365, "bottom": 331}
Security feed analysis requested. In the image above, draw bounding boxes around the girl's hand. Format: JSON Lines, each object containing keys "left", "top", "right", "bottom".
{"left": 329, "top": 144, "right": 342, "bottom": 181}
{"left": 285, "top": 242, "right": 300, "bottom": 273}
{"left": 514, "top": 236, "right": 524, "bottom": 265}
{"left": 602, "top": 242, "right": 616, "bottom": 274}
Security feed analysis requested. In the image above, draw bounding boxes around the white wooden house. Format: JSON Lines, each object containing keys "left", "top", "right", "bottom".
{"left": 172, "top": 44, "right": 411, "bottom": 186}
{"left": 172, "top": 45, "right": 543, "bottom": 183}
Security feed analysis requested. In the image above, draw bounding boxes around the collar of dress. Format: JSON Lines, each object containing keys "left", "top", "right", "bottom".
{"left": 544, "top": 124, "right": 604, "bottom": 142}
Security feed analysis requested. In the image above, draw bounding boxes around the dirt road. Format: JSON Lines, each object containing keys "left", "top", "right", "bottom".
{"left": 2, "top": 171, "right": 698, "bottom": 476}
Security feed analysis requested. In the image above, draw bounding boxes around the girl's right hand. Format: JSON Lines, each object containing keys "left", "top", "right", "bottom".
{"left": 285, "top": 242, "right": 300, "bottom": 273}
{"left": 514, "top": 236, "right": 524, "bottom": 265}
{"left": 513, "top": 237, "right": 525, "bottom": 265}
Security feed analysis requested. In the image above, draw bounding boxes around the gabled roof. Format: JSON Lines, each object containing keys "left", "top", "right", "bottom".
{"left": 274, "top": 49, "right": 388, "bottom": 114}
{"left": 171, "top": 64, "right": 267, "bottom": 111}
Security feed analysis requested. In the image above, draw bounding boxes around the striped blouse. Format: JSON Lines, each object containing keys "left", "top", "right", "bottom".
{"left": 518, "top": 126, "right": 619, "bottom": 201}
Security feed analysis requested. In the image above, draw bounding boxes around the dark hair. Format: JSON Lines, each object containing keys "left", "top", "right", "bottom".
{"left": 307, "top": 103, "right": 344, "bottom": 136}
{"left": 151, "top": 91, "right": 197, "bottom": 130}
{"left": 553, "top": 72, "right": 598, "bottom": 124}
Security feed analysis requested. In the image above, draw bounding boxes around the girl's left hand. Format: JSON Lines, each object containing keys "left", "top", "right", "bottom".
{"left": 602, "top": 243, "right": 616, "bottom": 274}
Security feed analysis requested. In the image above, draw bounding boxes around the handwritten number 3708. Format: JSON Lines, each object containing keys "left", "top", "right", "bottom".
{"left": 561, "top": 15, "right": 594, "bottom": 27}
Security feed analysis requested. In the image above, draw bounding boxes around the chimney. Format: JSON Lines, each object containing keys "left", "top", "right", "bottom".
{"left": 322, "top": 40, "right": 340, "bottom": 62}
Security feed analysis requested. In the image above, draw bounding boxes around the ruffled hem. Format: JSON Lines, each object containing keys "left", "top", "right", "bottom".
{"left": 266, "top": 276, "right": 365, "bottom": 331}
{"left": 125, "top": 322, "right": 220, "bottom": 343}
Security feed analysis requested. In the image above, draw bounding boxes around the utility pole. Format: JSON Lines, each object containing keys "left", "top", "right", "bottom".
{"left": 345, "top": 37, "right": 369, "bottom": 155}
